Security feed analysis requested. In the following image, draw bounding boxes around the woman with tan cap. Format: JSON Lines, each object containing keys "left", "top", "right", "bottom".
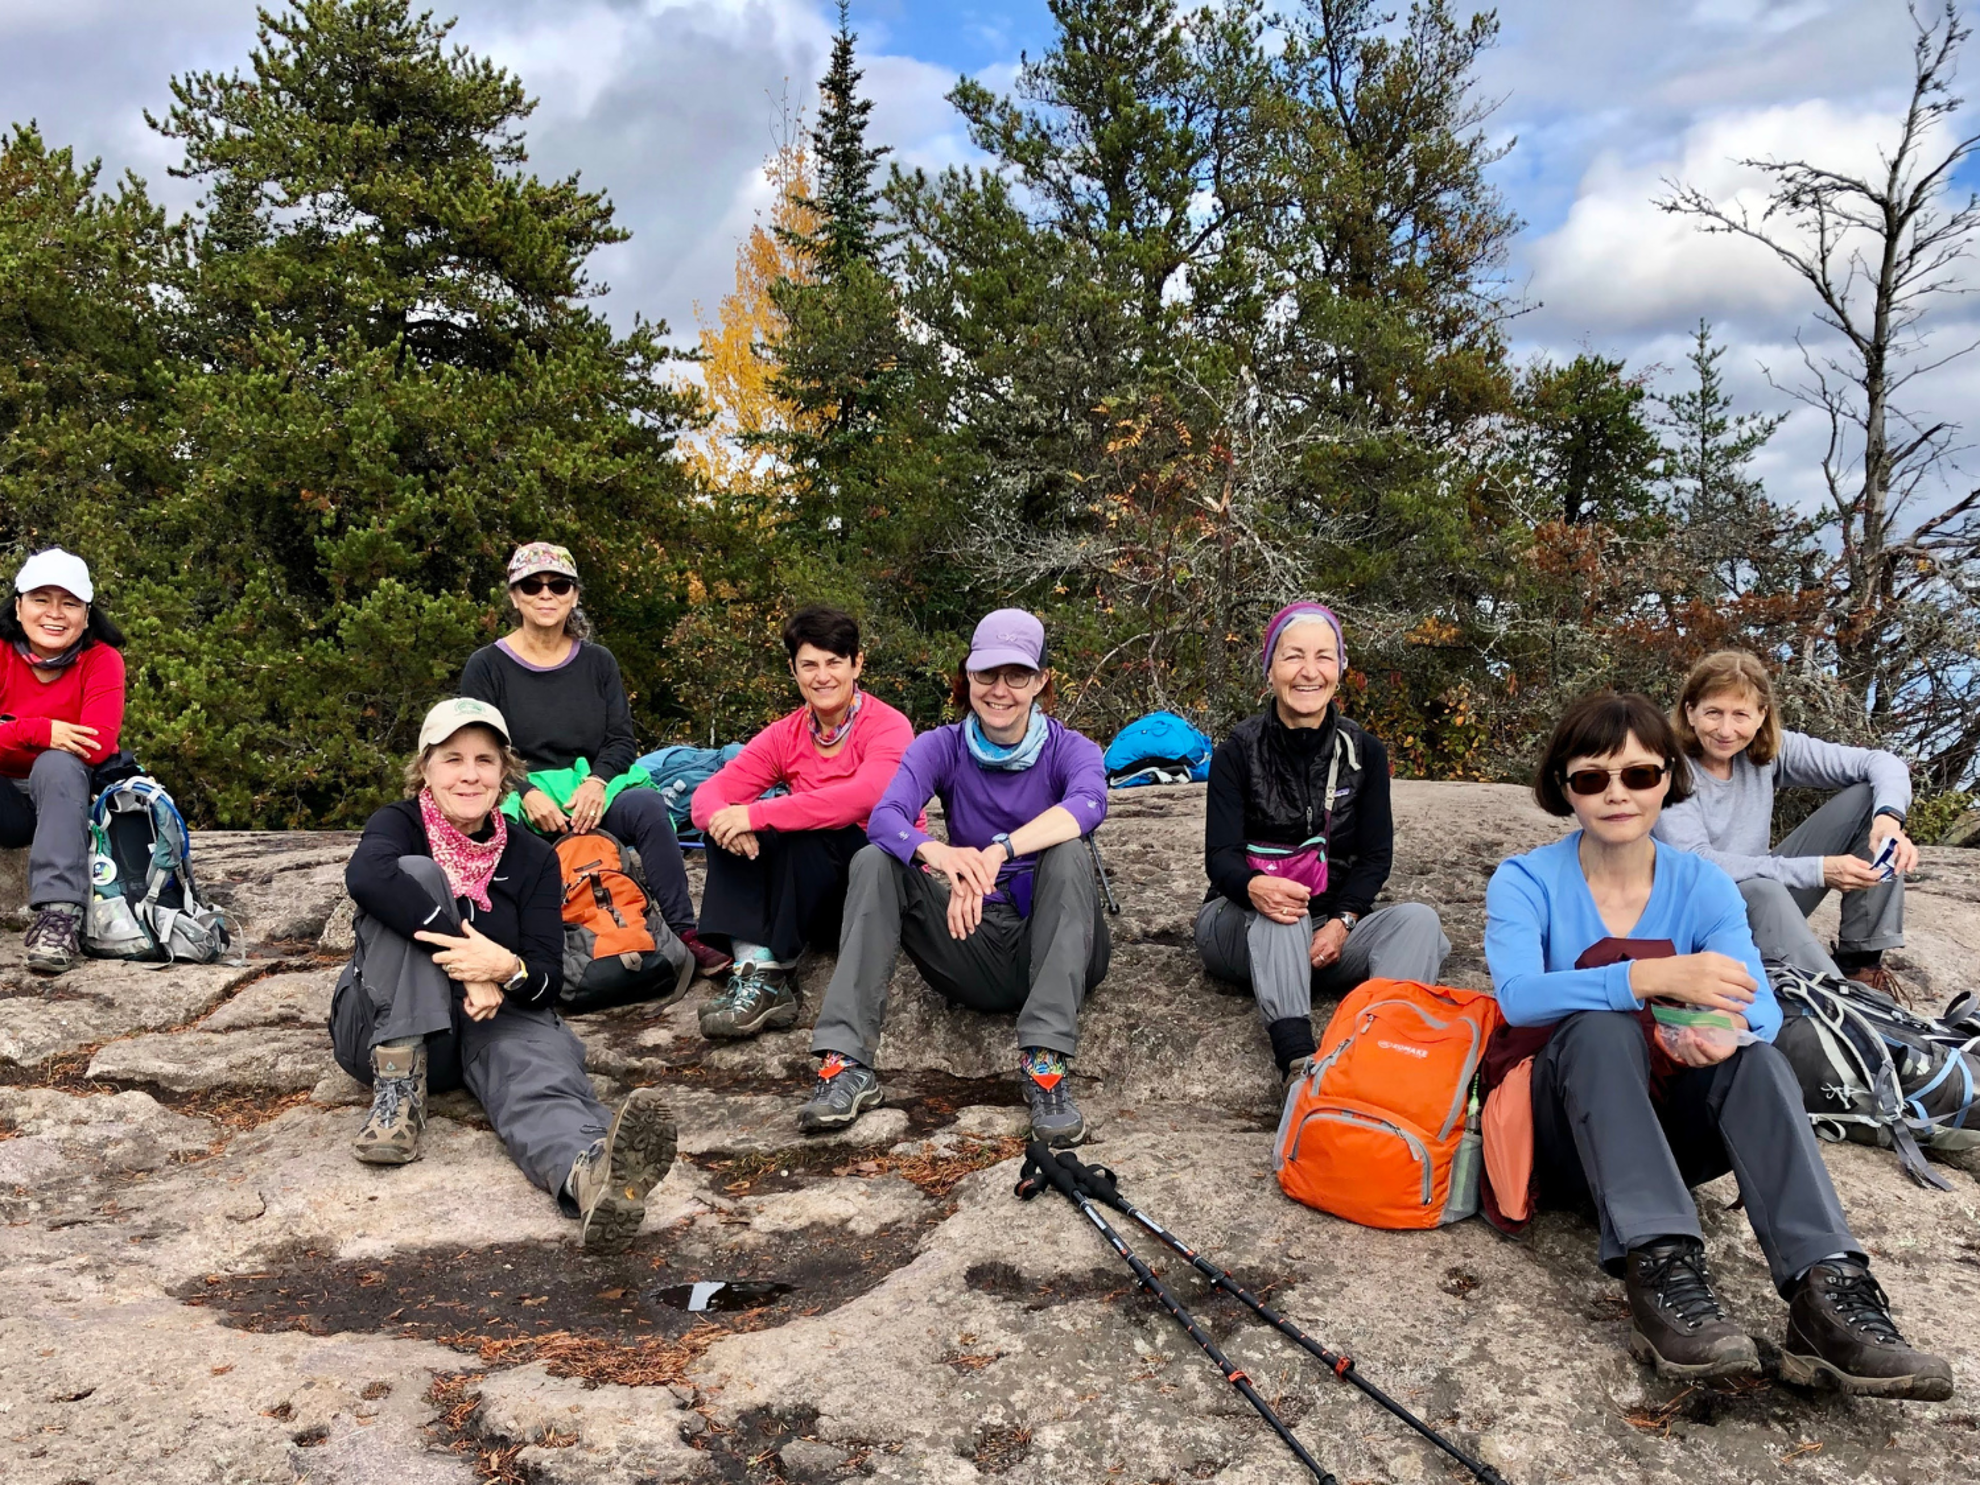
{"left": 459, "top": 541, "right": 725, "bottom": 977}
{"left": 0, "top": 548, "right": 127, "bottom": 975}
{"left": 327, "top": 697, "right": 676, "bottom": 1254}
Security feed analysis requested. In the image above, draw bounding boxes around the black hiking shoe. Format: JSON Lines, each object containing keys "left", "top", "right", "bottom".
{"left": 698, "top": 963, "right": 799, "bottom": 1039}
{"left": 796, "top": 1053, "right": 883, "bottom": 1132}
{"left": 23, "top": 902, "right": 82, "bottom": 976}
{"left": 1020, "top": 1047, "right": 1085, "bottom": 1146}
{"left": 1624, "top": 1238, "right": 1760, "bottom": 1380}
{"left": 1781, "top": 1259, "right": 1954, "bottom": 1399}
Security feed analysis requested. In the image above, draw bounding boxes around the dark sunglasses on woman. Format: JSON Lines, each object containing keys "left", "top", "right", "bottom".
{"left": 515, "top": 575, "right": 575, "bottom": 596}
{"left": 1563, "top": 762, "right": 1669, "bottom": 796}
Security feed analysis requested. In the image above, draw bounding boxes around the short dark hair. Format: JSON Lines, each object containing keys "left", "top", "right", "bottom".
{"left": 783, "top": 606, "right": 861, "bottom": 663}
{"left": 1533, "top": 690, "right": 1694, "bottom": 817}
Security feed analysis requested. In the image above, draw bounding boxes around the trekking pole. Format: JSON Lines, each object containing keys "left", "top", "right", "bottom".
{"left": 1015, "top": 1141, "right": 1338, "bottom": 1485}
{"left": 1046, "top": 1148, "right": 1510, "bottom": 1485}
{"left": 1086, "top": 834, "right": 1122, "bottom": 914}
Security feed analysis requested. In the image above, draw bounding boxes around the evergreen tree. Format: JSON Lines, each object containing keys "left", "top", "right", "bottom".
{"left": 802, "top": 2, "right": 889, "bottom": 277}
{"left": 1511, "top": 353, "right": 1662, "bottom": 528}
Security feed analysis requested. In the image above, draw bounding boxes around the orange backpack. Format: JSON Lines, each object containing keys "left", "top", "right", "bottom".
{"left": 552, "top": 830, "right": 687, "bottom": 1012}
{"left": 1274, "top": 979, "right": 1503, "bottom": 1230}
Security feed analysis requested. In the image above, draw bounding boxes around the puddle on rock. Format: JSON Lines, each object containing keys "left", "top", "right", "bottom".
{"left": 655, "top": 1279, "right": 796, "bottom": 1312}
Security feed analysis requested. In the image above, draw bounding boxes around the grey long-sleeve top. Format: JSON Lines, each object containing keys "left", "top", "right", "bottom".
{"left": 1651, "top": 729, "right": 1912, "bottom": 890}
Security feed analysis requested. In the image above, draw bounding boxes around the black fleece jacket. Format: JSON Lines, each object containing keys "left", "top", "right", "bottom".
{"left": 459, "top": 640, "right": 639, "bottom": 779}
{"left": 345, "top": 797, "right": 564, "bottom": 1007}
{"left": 1202, "top": 705, "right": 1394, "bottom": 921}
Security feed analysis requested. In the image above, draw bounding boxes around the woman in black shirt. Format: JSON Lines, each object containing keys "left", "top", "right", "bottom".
{"left": 328, "top": 697, "right": 676, "bottom": 1254}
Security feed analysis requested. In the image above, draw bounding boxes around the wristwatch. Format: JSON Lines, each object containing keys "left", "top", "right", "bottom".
{"left": 1330, "top": 911, "right": 1360, "bottom": 933}
{"left": 502, "top": 955, "right": 529, "bottom": 992}
{"left": 992, "top": 833, "right": 1017, "bottom": 862}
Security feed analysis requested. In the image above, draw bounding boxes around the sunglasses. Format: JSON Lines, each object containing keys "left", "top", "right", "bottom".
{"left": 1563, "top": 762, "right": 1669, "bottom": 796}
{"left": 968, "top": 666, "right": 1040, "bottom": 689}
{"left": 514, "top": 575, "right": 575, "bottom": 596}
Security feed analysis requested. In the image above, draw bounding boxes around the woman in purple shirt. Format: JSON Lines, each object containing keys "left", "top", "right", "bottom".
{"left": 800, "top": 609, "right": 1110, "bottom": 1145}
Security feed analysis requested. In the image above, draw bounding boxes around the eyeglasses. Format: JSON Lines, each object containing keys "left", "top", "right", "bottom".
{"left": 968, "top": 666, "right": 1040, "bottom": 689}
{"left": 1563, "top": 762, "right": 1669, "bottom": 796}
{"left": 514, "top": 575, "right": 575, "bottom": 597}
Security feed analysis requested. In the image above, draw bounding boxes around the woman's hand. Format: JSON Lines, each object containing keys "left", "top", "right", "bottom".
{"left": 1248, "top": 874, "right": 1311, "bottom": 926}
{"left": 1309, "top": 917, "right": 1350, "bottom": 969}
{"left": 1868, "top": 814, "right": 1919, "bottom": 875}
{"left": 1823, "top": 855, "right": 1885, "bottom": 891}
{"left": 522, "top": 788, "right": 569, "bottom": 835}
{"left": 415, "top": 921, "right": 522, "bottom": 984}
{"left": 567, "top": 776, "right": 609, "bottom": 833}
{"left": 45, "top": 720, "right": 99, "bottom": 759}
{"left": 706, "top": 803, "right": 759, "bottom": 858}
{"left": 1662, "top": 1012, "right": 1748, "bottom": 1068}
{"left": 1629, "top": 952, "right": 1758, "bottom": 1017}
{"left": 917, "top": 842, "right": 1001, "bottom": 940}
{"left": 460, "top": 980, "right": 505, "bottom": 1022}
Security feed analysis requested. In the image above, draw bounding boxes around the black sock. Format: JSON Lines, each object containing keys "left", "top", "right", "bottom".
{"left": 1834, "top": 948, "right": 1883, "bottom": 974}
{"left": 1268, "top": 1017, "right": 1318, "bottom": 1074}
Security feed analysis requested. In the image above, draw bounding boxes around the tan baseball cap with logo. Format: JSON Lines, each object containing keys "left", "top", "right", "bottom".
{"left": 417, "top": 697, "right": 512, "bottom": 751}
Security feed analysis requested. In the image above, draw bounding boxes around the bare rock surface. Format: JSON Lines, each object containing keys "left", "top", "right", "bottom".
{"left": 2, "top": 784, "right": 1977, "bottom": 1485}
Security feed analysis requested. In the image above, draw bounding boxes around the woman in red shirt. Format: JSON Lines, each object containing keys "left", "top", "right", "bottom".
{"left": 0, "top": 549, "right": 126, "bottom": 974}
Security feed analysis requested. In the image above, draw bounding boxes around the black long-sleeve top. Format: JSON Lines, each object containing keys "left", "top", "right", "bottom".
{"left": 1203, "top": 707, "right": 1395, "bottom": 921}
{"left": 345, "top": 797, "right": 564, "bottom": 1006}
{"left": 458, "top": 639, "right": 638, "bottom": 778}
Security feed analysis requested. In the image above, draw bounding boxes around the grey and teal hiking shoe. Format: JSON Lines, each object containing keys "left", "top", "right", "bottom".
{"left": 698, "top": 963, "right": 799, "bottom": 1040}
{"left": 22, "top": 902, "right": 82, "bottom": 976}
{"left": 353, "top": 1041, "right": 428, "bottom": 1166}
{"left": 572, "top": 1087, "right": 678, "bottom": 1255}
{"left": 1020, "top": 1047, "right": 1084, "bottom": 1146}
{"left": 796, "top": 1053, "right": 883, "bottom": 1132}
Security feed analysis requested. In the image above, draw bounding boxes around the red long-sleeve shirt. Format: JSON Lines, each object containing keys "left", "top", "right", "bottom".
{"left": 0, "top": 642, "right": 126, "bottom": 777}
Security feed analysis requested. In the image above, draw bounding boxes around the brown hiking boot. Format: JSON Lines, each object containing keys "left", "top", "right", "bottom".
{"left": 352, "top": 1041, "right": 427, "bottom": 1165}
{"left": 1844, "top": 963, "right": 1903, "bottom": 999}
{"left": 1624, "top": 1238, "right": 1761, "bottom": 1380}
{"left": 1781, "top": 1259, "right": 1953, "bottom": 1399}
{"left": 572, "top": 1087, "right": 677, "bottom": 1255}
{"left": 22, "top": 903, "right": 82, "bottom": 976}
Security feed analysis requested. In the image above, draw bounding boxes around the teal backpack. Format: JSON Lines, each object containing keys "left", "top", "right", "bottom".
{"left": 85, "top": 775, "right": 233, "bottom": 964}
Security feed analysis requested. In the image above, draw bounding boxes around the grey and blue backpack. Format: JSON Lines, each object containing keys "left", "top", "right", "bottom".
{"left": 85, "top": 775, "right": 233, "bottom": 964}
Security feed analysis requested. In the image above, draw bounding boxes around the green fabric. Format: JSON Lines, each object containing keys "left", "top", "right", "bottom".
{"left": 501, "top": 760, "right": 653, "bottom": 830}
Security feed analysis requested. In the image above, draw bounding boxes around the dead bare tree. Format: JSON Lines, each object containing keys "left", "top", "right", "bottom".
{"left": 1660, "top": 0, "right": 1980, "bottom": 788}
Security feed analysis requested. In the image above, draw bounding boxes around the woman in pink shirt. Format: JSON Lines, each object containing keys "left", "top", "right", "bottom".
{"left": 690, "top": 607, "right": 913, "bottom": 1039}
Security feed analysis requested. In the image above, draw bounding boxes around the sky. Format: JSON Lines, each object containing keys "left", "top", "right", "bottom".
{"left": 2, "top": 0, "right": 1973, "bottom": 517}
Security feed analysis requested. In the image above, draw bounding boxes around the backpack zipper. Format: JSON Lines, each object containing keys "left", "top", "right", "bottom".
{"left": 1288, "top": 1106, "right": 1433, "bottom": 1207}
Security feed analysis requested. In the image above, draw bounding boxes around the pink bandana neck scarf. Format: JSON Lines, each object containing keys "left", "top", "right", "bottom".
{"left": 418, "top": 787, "right": 506, "bottom": 911}
{"left": 808, "top": 689, "right": 864, "bottom": 749}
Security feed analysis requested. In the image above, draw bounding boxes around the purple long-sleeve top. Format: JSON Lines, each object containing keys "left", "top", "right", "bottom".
{"left": 867, "top": 717, "right": 1109, "bottom": 916}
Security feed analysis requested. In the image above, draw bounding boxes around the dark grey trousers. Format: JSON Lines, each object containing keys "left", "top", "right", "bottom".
{"left": 810, "top": 841, "right": 1111, "bottom": 1067}
{"left": 327, "top": 855, "right": 609, "bottom": 1203}
{"left": 0, "top": 749, "right": 93, "bottom": 908}
{"left": 1532, "top": 1010, "right": 1860, "bottom": 1296}
{"left": 1741, "top": 781, "right": 1905, "bottom": 977}
{"left": 1194, "top": 896, "right": 1451, "bottom": 1022}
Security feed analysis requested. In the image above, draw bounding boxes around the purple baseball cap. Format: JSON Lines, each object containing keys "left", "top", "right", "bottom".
{"left": 966, "top": 608, "right": 1046, "bottom": 672}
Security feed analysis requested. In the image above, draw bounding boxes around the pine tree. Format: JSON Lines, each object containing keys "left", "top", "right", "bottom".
{"left": 802, "top": 2, "right": 889, "bottom": 277}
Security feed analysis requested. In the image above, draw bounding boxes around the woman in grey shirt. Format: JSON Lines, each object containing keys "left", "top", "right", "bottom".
{"left": 1652, "top": 651, "right": 1915, "bottom": 991}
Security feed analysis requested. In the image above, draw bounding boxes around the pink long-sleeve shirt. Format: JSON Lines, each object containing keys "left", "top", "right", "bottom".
{"left": 690, "top": 694, "right": 915, "bottom": 834}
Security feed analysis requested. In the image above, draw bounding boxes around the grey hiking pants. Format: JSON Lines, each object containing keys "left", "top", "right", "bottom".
{"left": 1741, "top": 781, "right": 1905, "bottom": 979}
{"left": 810, "top": 842, "right": 1111, "bottom": 1068}
{"left": 1193, "top": 896, "right": 1451, "bottom": 1023}
{"left": 0, "top": 749, "right": 92, "bottom": 909}
{"left": 327, "top": 855, "right": 609, "bottom": 1206}
{"left": 1533, "top": 1011, "right": 1859, "bottom": 1297}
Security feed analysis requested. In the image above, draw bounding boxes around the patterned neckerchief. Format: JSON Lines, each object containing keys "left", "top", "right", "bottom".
{"left": 417, "top": 787, "right": 507, "bottom": 912}
{"left": 808, "top": 689, "right": 864, "bottom": 749}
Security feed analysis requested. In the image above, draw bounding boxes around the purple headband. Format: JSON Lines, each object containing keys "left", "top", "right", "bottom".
{"left": 1262, "top": 602, "right": 1345, "bottom": 678}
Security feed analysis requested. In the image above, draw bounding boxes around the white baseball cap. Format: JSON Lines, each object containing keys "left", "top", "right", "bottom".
{"left": 417, "top": 697, "right": 512, "bottom": 750}
{"left": 13, "top": 548, "right": 93, "bottom": 604}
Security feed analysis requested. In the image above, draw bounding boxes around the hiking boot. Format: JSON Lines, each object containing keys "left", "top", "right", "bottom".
{"left": 698, "top": 963, "right": 799, "bottom": 1040}
{"left": 1020, "top": 1047, "right": 1085, "bottom": 1146}
{"left": 1281, "top": 1055, "right": 1315, "bottom": 1101}
{"left": 1623, "top": 1238, "right": 1760, "bottom": 1380}
{"left": 22, "top": 902, "right": 82, "bottom": 976}
{"left": 1781, "top": 1259, "right": 1954, "bottom": 1399}
{"left": 1844, "top": 963, "right": 1903, "bottom": 1000}
{"left": 679, "top": 928, "right": 732, "bottom": 979}
{"left": 796, "top": 1053, "right": 883, "bottom": 1132}
{"left": 571, "top": 1087, "right": 678, "bottom": 1255}
{"left": 353, "top": 1041, "right": 428, "bottom": 1166}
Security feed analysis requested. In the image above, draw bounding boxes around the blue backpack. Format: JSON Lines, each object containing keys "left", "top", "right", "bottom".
{"left": 1104, "top": 712, "right": 1214, "bottom": 788}
{"left": 633, "top": 743, "right": 748, "bottom": 831}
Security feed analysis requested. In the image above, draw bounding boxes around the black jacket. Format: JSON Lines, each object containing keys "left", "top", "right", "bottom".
{"left": 1202, "top": 705, "right": 1394, "bottom": 920}
{"left": 345, "top": 798, "right": 564, "bottom": 1006}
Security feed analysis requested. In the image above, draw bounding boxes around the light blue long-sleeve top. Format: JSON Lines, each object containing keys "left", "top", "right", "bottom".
{"left": 1651, "top": 729, "right": 1911, "bottom": 891}
{"left": 1484, "top": 833, "right": 1779, "bottom": 1042}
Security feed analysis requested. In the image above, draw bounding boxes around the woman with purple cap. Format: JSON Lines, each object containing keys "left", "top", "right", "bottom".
{"left": 459, "top": 541, "right": 727, "bottom": 980}
{"left": 1, "top": 548, "right": 127, "bottom": 975}
{"left": 1195, "top": 602, "right": 1450, "bottom": 1094}
{"left": 799, "top": 608, "right": 1111, "bottom": 1145}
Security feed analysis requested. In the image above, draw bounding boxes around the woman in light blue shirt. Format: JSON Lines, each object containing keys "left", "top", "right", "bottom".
{"left": 1484, "top": 690, "right": 1947, "bottom": 1400}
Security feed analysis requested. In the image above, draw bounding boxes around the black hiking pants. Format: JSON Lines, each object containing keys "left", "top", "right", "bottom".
{"left": 696, "top": 824, "right": 868, "bottom": 964}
